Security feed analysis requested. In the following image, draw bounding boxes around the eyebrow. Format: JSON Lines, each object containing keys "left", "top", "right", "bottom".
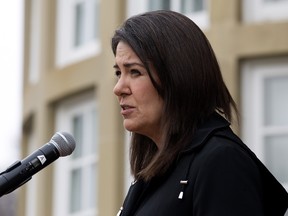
{"left": 113, "top": 62, "right": 145, "bottom": 69}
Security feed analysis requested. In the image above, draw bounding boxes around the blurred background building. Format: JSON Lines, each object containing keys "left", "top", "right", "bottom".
{"left": 11, "top": 0, "right": 288, "bottom": 215}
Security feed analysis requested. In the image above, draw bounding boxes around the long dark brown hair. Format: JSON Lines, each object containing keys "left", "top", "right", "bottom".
{"left": 111, "top": 10, "right": 238, "bottom": 181}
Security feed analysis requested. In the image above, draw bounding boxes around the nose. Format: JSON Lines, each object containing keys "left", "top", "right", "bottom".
{"left": 113, "top": 76, "right": 131, "bottom": 97}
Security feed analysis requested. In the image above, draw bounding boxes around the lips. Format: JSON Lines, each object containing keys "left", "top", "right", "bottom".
{"left": 120, "top": 104, "right": 135, "bottom": 115}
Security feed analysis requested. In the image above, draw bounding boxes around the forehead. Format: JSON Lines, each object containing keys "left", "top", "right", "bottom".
{"left": 115, "top": 41, "right": 139, "bottom": 61}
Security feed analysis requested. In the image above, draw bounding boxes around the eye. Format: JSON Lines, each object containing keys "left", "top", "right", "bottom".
{"left": 115, "top": 70, "right": 121, "bottom": 78}
{"left": 130, "top": 69, "right": 141, "bottom": 76}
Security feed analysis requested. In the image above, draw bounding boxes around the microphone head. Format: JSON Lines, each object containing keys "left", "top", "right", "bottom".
{"left": 50, "top": 132, "right": 76, "bottom": 157}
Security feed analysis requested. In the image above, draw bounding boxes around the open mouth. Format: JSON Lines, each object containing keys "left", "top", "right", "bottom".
{"left": 120, "top": 104, "right": 135, "bottom": 115}
{"left": 121, "top": 104, "right": 134, "bottom": 110}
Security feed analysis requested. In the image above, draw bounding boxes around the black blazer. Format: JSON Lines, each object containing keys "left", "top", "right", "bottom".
{"left": 117, "top": 113, "right": 288, "bottom": 216}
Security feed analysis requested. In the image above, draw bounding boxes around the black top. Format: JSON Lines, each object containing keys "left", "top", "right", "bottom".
{"left": 118, "top": 113, "right": 288, "bottom": 216}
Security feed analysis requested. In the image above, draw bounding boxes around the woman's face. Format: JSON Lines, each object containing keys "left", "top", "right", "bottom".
{"left": 113, "top": 41, "right": 164, "bottom": 146}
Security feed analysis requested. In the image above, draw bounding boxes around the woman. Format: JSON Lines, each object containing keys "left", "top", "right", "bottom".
{"left": 112, "top": 10, "right": 288, "bottom": 216}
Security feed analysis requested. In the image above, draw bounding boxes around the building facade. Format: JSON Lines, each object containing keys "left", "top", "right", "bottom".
{"left": 18, "top": 0, "right": 288, "bottom": 216}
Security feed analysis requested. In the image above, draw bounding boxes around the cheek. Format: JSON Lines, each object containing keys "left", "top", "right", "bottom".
{"left": 143, "top": 94, "right": 164, "bottom": 120}
{"left": 137, "top": 87, "right": 159, "bottom": 109}
{"left": 153, "top": 99, "right": 164, "bottom": 117}
{"left": 134, "top": 79, "right": 163, "bottom": 117}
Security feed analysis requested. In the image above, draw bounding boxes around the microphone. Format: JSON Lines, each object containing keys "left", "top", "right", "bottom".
{"left": 0, "top": 131, "right": 76, "bottom": 197}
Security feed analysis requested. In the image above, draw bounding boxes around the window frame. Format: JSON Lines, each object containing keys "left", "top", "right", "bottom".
{"left": 241, "top": 57, "right": 288, "bottom": 189}
{"left": 126, "top": 0, "right": 209, "bottom": 29}
{"left": 52, "top": 92, "right": 98, "bottom": 216}
{"left": 242, "top": 0, "right": 288, "bottom": 23}
{"left": 55, "top": 0, "right": 101, "bottom": 68}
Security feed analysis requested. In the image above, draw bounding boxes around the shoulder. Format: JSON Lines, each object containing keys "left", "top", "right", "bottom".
{"left": 186, "top": 132, "right": 265, "bottom": 214}
{"left": 175, "top": 125, "right": 262, "bottom": 187}
{"left": 191, "top": 133, "right": 260, "bottom": 176}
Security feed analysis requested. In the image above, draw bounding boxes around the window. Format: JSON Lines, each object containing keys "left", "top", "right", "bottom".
{"left": 56, "top": 0, "right": 101, "bottom": 68}
{"left": 242, "top": 0, "right": 288, "bottom": 23}
{"left": 148, "top": 0, "right": 170, "bottom": 10}
{"left": 53, "top": 92, "right": 98, "bottom": 216}
{"left": 127, "top": 0, "right": 209, "bottom": 29}
{"left": 180, "top": 0, "right": 205, "bottom": 13}
{"left": 241, "top": 57, "right": 288, "bottom": 190}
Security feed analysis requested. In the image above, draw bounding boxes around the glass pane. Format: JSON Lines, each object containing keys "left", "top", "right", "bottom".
{"left": 74, "top": 0, "right": 98, "bottom": 47}
{"left": 74, "top": 2, "right": 85, "bottom": 46}
{"left": 85, "top": 0, "right": 98, "bottom": 43}
{"left": 82, "top": 109, "right": 97, "bottom": 155}
{"left": 70, "top": 168, "right": 82, "bottom": 213}
{"left": 84, "top": 164, "right": 97, "bottom": 209}
{"left": 93, "top": 0, "right": 100, "bottom": 38}
{"left": 73, "top": 114, "right": 84, "bottom": 158}
{"left": 264, "top": 76, "right": 288, "bottom": 126}
{"left": 264, "top": 135, "right": 288, "bottom": 183}
{"left": 91, "top": 109, "right": 98, "bottom": 154}
{"left": 181, "top": 0, "right": 204, "bottom": 13}
{"left": 148, "top": 0, "right": 170, "bottom": 10}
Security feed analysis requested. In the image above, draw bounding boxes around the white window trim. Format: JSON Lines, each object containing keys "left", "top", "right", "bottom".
{"left": 185, "top": 10, "right": 209, "bottom": 30}
{"left": 242, "top": 0, "right": 288, "bottom": 23}
{"left": 241, "top": 57, "right": 288, "bottom": 189}
{"left": 242, "top": 57, "right": 288, "bottom": 155}
{"left": 55, "top": 0, "right": 101, "bottom": 68}
{"left": 126, "top": 0, "right": 209, "bottom": 29}
{"left": 53, "top": 92, "right": 98, "bottom": 216}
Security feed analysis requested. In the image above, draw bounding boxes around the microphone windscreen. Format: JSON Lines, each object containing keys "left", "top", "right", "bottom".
{"left": 50, "top": 132, "right": 76, "bottom": 157}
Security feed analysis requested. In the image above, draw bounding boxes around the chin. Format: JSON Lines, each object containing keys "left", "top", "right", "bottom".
{"left": 124, "top": 121, "right": 143, "bottom": 134}
{"left": 123, "top": 122, "right": 136, "bottom": 132}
